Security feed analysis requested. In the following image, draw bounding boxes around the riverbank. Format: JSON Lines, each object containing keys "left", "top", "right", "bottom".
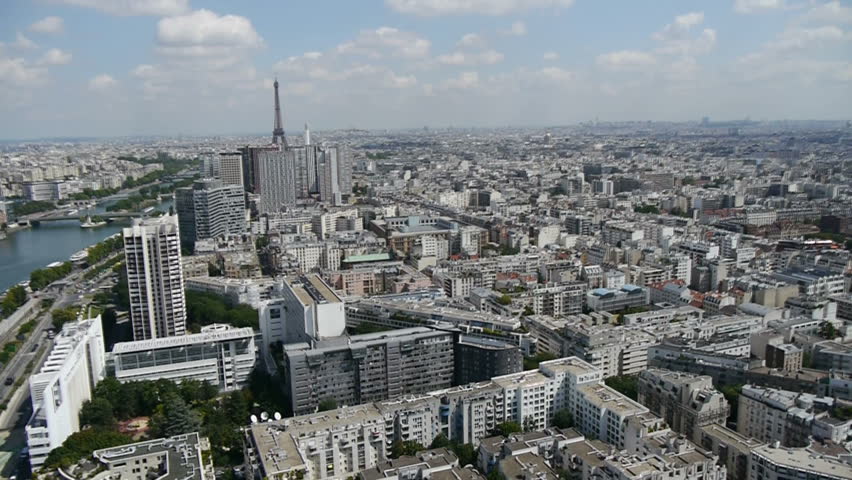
{"left": 0, "top": 198, "right": 173, "bottom": 293}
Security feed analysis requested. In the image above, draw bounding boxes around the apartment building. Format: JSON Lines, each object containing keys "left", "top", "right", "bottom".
{"left": 454, "top": 335, "right": 523, "bottom": 385}
{"left": 112, "top": 324, "right": 256, "bottom": 391}
{"left": 585, "top": 285, "right": 649, "bottom": 312}
{"left": 561, "top": 323, "right": 656, "bottom": 378}
{"left": 637, "top": 369, "right": 729, "bottom": 444}
{"left": 175, "top": 179, "right": 246, "bottom": 249}
{"left": 737, "top": 385, "right": 835, "bottom": 447}
{"left": 530, "top": 282, "right": 586, "bottom": 317}
{"left": 123, "top": 214, "right": 187, "bottom": 340}
{"left": 282, "top": 327, "right": 455, "bottom": 416}
{"left": 750, "top": 443, "right": 852, "bottom": 480}
{"left": 92, "top": 432, "right": 213, "bottom": 480}
{"left": 26, "top": 318, "right": 106, "bottom": 468}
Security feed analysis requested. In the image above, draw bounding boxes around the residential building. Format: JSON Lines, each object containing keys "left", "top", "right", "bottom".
{"left": 283, "top": 328, "right": 455, "bottom": 416}
{"left": 176, "top": 179, "right": 246, "bottom": 249}
{"left": 454, "top": 335, "right": 523, "bottom": 385}
{"left": 257, "top": 150, "right": 297, "bottom": 213}
{"left": 585, "top": 285, "right": 649, "bottom": 312}
{"left": 123, "top": 214, "right": 186, "bottom": 340}
{"left": 26, "top": 318, "right": 106, "bottom": 468}
{"left": 637, "top": 369, "right": 729, "bottom": 444}
{"left": 93, "top": 433, "right": 213, "bottom": 480}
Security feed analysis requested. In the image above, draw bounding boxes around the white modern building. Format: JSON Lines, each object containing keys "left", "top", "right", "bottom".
{"left": 123, "top": 214, "right": 187, "bottom": 340}
{"left": 112, "top": 324, "right": 256, "bottom": 391}
{"left": 26, "top": 317, "right": 106, "bottom": 468}
{"left": 259, "top": 274, "right": 345, "bottom": 367}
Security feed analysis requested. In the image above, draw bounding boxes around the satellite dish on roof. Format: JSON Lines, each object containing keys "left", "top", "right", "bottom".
{"left": 274, "top": 412, "right": 282, "bottom": 421}
{"left": 261, "top": 412, "right": 269, "bottom": 421}
{"left": 250, "top": 415, "right": 258, "bottom": 424}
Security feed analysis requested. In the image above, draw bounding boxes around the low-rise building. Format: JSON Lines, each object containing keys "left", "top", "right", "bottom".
{"left": 92, "top": 432, "right": 213, "bottom": 480}
{"left": 112, "top": 324, "right": 256, "bottom": 391}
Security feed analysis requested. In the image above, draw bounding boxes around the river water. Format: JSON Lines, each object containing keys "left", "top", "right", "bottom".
{"left": 0, "top": 198, "right": 173, "bottom": 292}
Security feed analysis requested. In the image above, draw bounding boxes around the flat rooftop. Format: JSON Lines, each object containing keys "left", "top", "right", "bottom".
{"left": 113, "top": 325, "right": 254, "bottom": 354}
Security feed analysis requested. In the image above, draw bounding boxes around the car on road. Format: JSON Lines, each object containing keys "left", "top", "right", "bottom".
{"left": 5, "top": 377, "right": 14, "bottom": 386}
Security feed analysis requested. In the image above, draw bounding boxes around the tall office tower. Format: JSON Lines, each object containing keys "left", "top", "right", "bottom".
{"left": 175, "top": 179, "right": 246, "bottom": 249}
{"left": 290, "top": 146, "right": 317, "bottom": 199}
{"left": 256, "top": 150, "right": 297, "bottom": 213}
{"left": 239, "top": 145, "right": 278, "bottom": 194}
{"left": 218, "top": 152, "right": 244, "bottom": 187}
{"left": 272, "top": 78, "right": 286, "bottom": 146}
{"left": 316, "top": 146, "right": 352, "bottom": 205}
{"left": 201, "top": 153, "right": 220, "bottom": 178}
{"left": 304, "top": 123, "right": 311, "bottom": 145}
{"left": 26, "top": 317, "right": 106, "bottom": 468}
{"left": 123, "top": 214, "right": 186, "bottom": 340}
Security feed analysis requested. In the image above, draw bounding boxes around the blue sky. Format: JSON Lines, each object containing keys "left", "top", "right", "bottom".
{"left": 0, "top": 0, "right": 850, "bottom": 139}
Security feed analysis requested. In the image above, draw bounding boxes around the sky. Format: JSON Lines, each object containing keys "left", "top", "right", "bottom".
{"left": 0, "top": 0, "right": 850, "bottom": 139}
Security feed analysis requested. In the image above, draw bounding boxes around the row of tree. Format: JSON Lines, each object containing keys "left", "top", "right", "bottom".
{"left": 86, "top": 235, "right": 123, "bottom": 264}
{"left": 12, "top": 200, "right": 55, "bottom": 216}
{"left": 185, "top": 290, "right": 259, "bottom": 332}
{"left": 0, "top": 285, "right": 27, "bottom": 317}
{"left": 30, "top": 261, "right": 73, "bottom": 290}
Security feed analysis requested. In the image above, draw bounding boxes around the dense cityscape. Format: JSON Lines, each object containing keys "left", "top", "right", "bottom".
{"left": 2, "top": 1, "right": 852, "bottom": 480}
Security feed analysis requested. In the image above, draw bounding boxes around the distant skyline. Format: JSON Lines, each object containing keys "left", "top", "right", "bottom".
{"left": 0, "top": 0, "right": 850, "bottom": 139}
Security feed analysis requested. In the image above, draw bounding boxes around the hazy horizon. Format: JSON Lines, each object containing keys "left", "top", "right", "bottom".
{"left": 2, "top": 0, "right": 851, "bottom": 140}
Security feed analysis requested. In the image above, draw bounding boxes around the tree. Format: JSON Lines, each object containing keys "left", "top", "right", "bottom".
{"left": 552, "top": 409, "right": 574, "bottom": 429}
{"left": 52, "top": 307, "right": 79, "bottom": 330}
{"left": 430, "top": 433, "right": 450, "bottom": 449}
{"left": 720, "top": 384, "right": 743, "bottom": 423}
{"left": 43, "top": 428, "right": 131, "bottom": 470}
{"left": 523, "top": 352, "right": 558, "bottom": 371}
{"left": 604, "top": 375, "right": 638, "bottom": 401}
{"left": 495, "top": 421, "right": 522, "bottom": 437}
{"left": 522, "top": 306, "right": 535, "bottom": 316}
{"left": 390, "top": 440, "right": 423, "bottom": 459}
{"left": 79, "top": 397, "right": 116, "bottom": 429}
{"left": 318, "top": 397, "right": 338, "bottom": 412}
{"left": 496, "top": 294, "right": 512, "bottom": 305}
{"left": 487, "top": 470, "right": 504, "bottom": 480}
{"left": 452, "top": 443, "right": 476, "bottom": 467}
{"left": 151, "top": 392, "right": 201, "bottom": 437}
{"left": 1, "top": 285, "right": 27, "bottom": 317}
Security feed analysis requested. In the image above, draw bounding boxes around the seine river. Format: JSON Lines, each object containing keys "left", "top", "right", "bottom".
{"left": 0, "top": 198, "right": 173, "bottom": 293}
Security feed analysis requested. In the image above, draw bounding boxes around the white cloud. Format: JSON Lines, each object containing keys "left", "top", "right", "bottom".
{"left": 337, "top": 27, "right": 430, "bottom": 59}
{"left": 384, "top": 72, "right": 417, "bottom": 88}
{"left": 88, "top": 74, "right": 117, "bottom": 91}
{"left": 12, "top": 33, "right": 38, "bottom": 50}
{"left": 502, "top": 21, "right": 527, "bottom": 36}
{"left": 734, "top": 0, "right": 784, "bottom": 14}
{"left": 769, "top": 26, "right": 851, "bottom": 50}
{"left": 303, "top": 51, "right": 322, "bottom": 60}
{"left": 385, "top": 0, "right": 574, "bottom": 16}
{"left": 542, "top": 51, "right": 559, "bottom": 61}
{"left": 0, "top": 57, "right": 46, "bottom": 86}
{"left": 51, "top": 0, "right": 189, "bottom": 16}
{"left": 437, "top": 49, "right": 504, "bottom": 65}
{"left": 798, "top": 1, "right": 852, "bottom": 25}
{"left": 537, "top": 67, "right": 573, "bottom": 82}
{"left": 39, "top": 48, "right": 72, "bottom": 65}
{"left": 157, "top": 9, "right": 263, "bottom": 57}
{"left": 29, "top": 16, "right": 64, "bottom": 34}
{"left": 652, "top": 12, "right": 716, "bottom": 56}
{"left": 596, "top": 50, "right": 656, "bottom": 70}
{"left": 442, "top": 71, "right": 479, "bottom": 89}
{"left": 457, "top": 33, "right": 485, "bottom": 48}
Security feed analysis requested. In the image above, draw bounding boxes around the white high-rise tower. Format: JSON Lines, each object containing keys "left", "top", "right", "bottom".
{"left": 123, "top": 214, "right": 186, "bottom": 340}
{"left": 304, "top": 122, "right": 311, "bottom": 146}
